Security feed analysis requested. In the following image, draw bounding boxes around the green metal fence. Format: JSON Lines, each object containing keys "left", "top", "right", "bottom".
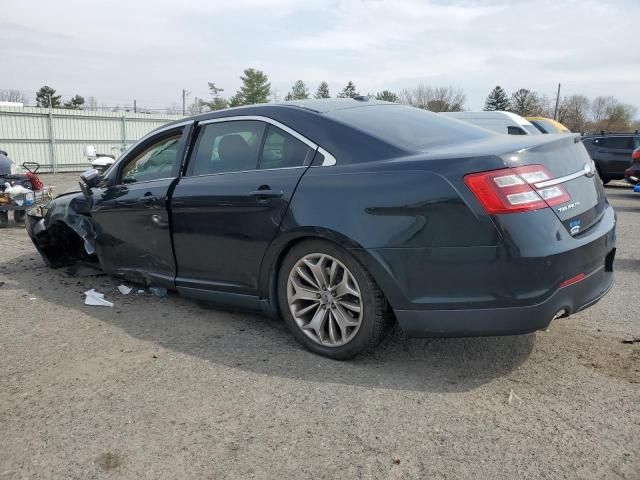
{"left": 0, "top": 106, "right": 184, "bottom": 173}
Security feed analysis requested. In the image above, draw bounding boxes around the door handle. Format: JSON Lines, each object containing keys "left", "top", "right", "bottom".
{"left": 249, "top": 189, "right": 283, "bottom": 200}
{"left": 140, "top": 195, "right": 160, "bottom": 204}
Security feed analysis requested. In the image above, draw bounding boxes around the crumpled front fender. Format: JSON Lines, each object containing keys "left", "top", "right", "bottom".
{"left": 26, "top": 191, "right": 97, "bottom": 268}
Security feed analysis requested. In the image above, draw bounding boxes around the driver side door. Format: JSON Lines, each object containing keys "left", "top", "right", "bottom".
{"left": 91, "top": 123, "right": 192, "bottom": 286}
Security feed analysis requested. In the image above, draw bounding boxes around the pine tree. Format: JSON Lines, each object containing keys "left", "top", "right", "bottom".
{"left": 338, "top": 81, "right": 359, "bottom": 99}
{"left": 63, "top": 94, "right": 85, "bottom": 110}
{"left": 206, "top": 82, "right": 227, "bottom": 110}
{"left": 484, "top": 86, "right": 510, "bottom": 111}
{"left": 375, "top": 90, "right": 398, "bottom": 102}
{"left": 232, "top": 68, "right": 271, "bottom": 106}
{"left": 314, "top": 81, "right": 330, "bottom": 99}
{"left": 284, "top": 80, "right": 310, "bottom": 101}
{"left": 36, "top": 86, "right": 62, "bottom": 108}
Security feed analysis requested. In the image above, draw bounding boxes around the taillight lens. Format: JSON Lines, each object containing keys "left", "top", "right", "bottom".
{"left": 464, "top": 165, "right": 570, "bottom": 214}
{"left": 632, "top": 148, "right": 640, "bottom": 162}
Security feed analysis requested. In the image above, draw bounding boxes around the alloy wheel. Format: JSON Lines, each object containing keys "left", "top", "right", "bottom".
{"left": 286, "top": 253, "right": 363, "bottom": 347}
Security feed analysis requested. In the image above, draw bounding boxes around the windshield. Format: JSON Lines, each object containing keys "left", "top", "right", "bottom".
{"left": 326, "top": 104, "right": 492, "bottom": 150}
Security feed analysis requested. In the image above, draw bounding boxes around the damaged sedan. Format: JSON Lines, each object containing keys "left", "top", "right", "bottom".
{"left": 27, "top": 99, "right": 616, "bottom": 359}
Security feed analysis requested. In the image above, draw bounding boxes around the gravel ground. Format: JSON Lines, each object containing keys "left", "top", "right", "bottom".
{"left": 0, "top": 174, "right": 638, "bottom": 479}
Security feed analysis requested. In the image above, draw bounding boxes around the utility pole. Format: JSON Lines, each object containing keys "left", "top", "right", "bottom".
{"left": 182, "top": 89, "right": 190, "bottom": 115}
{"left": 553, "top": 83, "right": 561, "bottom": 120}
{"left": 133, "top": 99, "right": 137, "bottom": 113}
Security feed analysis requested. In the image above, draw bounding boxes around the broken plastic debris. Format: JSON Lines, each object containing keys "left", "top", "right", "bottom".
{"left": 117, "top": 285, "right": 132, "bottom": 295}
{"left": 84, "top": 289, "right": 114, "bottom": 308}
{"left": 508, "top": 389, "right": 523, "bottom": 407}
{"left": 149, "top": 287, "right": 168, "bottom": 298}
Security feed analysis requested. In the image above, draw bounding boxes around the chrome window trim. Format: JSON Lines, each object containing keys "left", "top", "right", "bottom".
{"left": 534, "top": 163, "right": 595, "bottom": 189}
{"left": 197, "top": 115, "right": 337, "bottom": 166}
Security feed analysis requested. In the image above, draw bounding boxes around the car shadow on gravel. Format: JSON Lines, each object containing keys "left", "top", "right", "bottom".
{"left": 2, "top": 253, "right": 535, "bottom": 393}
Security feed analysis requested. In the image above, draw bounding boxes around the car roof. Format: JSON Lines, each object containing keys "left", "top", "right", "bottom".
{"left": 526, "top": 117, "right": 571, "bottom": 132}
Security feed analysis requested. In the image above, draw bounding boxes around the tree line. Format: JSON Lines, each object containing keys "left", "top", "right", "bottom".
{"left": 484, "top": 85, "right": 638, "bottom": 132}
{"left": 4, "top": 73, "right": 638, "bottom": 132}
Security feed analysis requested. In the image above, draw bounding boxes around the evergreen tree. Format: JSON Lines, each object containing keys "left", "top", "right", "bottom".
{"left": 284, "top": 80, "right": 310, "bottom": 101}
{"left": 375, "top": 90, "right": 398, "bottom": 102}
{"left": 35, "top": 85, "right": 62, "bottom": 108}
{"left": 338, "top": 81, "right": 359, "bottom": 99}
{"left": 206, "top": 82, "right": 227, "bottom": 110}
{"left": 484, "top": 85, "right": 510, "bottom": 111}
{"left": 314, "top": 81, "right": 330, "bottom": 99}
{"left": 63, "top": 94, "right": 85, "bottom": 110}
{"left": 232, "top": 68, "right": 271, "bottom": 106}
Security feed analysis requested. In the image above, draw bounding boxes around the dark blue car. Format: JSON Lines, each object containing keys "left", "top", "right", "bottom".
{"left": 27, "top": 99, "right": 616, "bottom": 359}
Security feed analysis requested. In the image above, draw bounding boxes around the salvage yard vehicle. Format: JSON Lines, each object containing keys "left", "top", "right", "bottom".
{"left": 26, "top": 99, "right": 616, "bottom": 359}
{"left": 440, "top": 111, "right": 542, "bottom": 135}
{"left": 582, "top": 132, "right": 640, "bottom": 184}
{"left": 623, "top": 147, "right": 640, "bottom": 185}
{"left": 526, "top": 117, "right": 572, "bottom": 134}
{"left": 0, "top": 162, "right": 51, "bottom": 227}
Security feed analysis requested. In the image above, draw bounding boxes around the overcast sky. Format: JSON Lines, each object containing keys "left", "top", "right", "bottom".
{"left": 2, "top": 0, "right": 639, "bottom": 113}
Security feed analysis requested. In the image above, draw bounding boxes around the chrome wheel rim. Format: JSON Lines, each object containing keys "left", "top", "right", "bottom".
{"left": 286, "top": 253, "right": 363, "bottom": 347}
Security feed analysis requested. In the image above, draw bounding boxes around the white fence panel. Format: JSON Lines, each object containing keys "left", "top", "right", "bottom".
{"left": 0, "top": 106, "right": 184, "bottom": 172}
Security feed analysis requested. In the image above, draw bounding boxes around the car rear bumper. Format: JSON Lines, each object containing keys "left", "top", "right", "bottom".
{"left": 394, "top": 258, "right": 614, "bottom": 337}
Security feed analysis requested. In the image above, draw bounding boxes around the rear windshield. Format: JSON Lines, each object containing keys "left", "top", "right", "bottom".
{"left": 326, "top": 104, "right": 492, "bottom": 150}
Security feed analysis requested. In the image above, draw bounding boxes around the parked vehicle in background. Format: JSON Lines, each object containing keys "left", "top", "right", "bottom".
{"left": 582, "top": 132, "right": 640, "bottom": 184}
{"left": 440, "top": 111, "right": 541, "bottom": 135}
{"left": 526, "top": 117, "right": 572, "bottom": 134}
{"left": 27, "top": 99, "right": 615, "bottom": 359}
{"left": 624, "top": 147, "right": 640, "bottom": 185}
{"left": 84, "top": 145, "right": 117, "bottom": 173}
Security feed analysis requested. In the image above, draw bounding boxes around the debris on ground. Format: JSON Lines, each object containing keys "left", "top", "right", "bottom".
{"left": 508, "top": 389, "right": 523, "bottom": 407}
{"left": 392, "top": 457, "right": 401, "bottom": 465}
{"left": 621, "top": 337, "right": 640, "bottom": 344}
{"left": 84, "top": 289, "right": 113, "bottom": 308}
{"left": 67, "top": 262, "right": 104, "bottom": 278}
{"left": 117, "top": 285, "right": 132, "bottom": 295}
{"left": 149, "top": 287, "right": 168, "bottom": 298}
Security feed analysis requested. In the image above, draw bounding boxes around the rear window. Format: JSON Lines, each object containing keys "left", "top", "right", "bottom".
{"left": 326, "top": 105, "right": 492, "bottom": 150}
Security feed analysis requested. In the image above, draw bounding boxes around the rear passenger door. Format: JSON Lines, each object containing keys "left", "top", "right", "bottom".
{"left": 171, "top": 118, "right": 316, "bottom": 296}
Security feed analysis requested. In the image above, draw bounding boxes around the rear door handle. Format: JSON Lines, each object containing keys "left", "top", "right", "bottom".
{"left": 249, "top": 189, "right": 283, "bottom": 200}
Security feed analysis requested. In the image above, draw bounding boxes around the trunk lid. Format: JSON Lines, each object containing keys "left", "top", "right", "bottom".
{"left": 501, "top": 134, "right": 607, "bottom": 235}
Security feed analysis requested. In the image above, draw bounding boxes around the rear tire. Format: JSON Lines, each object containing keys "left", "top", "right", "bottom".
{"left": 277, "top": 239, "right": 389, "bottom": 360}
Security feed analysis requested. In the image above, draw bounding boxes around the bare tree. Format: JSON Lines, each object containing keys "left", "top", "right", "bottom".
{"left": 166, "top": 103, "right": 181, "bottom": 115}
{"left": 85, "top": 96, "right": 98, "bottom": 111}
{"left": 604, "top": 103, "right": 637, "bottom": 131}
{"left": 509, "top": 89, "right": 541, "bottom": 116}
{"left": 557, "top": 95, "right": 591, "bottom": 132}
{"left": 0, "top": 89, "right": 29, "bottom": 104}
{"left": 591, "top": 96, "right": 616, "bottom": 125}
{"left": 398, "top": 85, "right": 466, "bottom": 112}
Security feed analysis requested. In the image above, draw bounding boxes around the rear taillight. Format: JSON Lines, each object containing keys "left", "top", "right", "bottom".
{"left": 464, "top": 165, "right": 570, "bottom": 214}
{"left": 632, "top": 148, "right": 640, "bottom": 162}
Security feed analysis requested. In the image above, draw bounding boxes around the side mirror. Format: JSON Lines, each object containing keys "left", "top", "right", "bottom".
{"left": 80, "top": 168, "right": 103, "bottom": 188}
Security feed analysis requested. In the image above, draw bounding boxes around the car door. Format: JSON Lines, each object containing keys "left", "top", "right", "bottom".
{"left": 170, "top": 117, "right": 316, "bottom": 299}
{"left": 91, "top": 123, "right": 192, "bottom": 286}
{"left": 606, "top": 136, "right": 635, "bottom": 175}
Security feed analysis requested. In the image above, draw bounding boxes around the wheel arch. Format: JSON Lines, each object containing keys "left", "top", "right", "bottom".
{"left": 258, "top": 228, "right": 399, "bottom": 319}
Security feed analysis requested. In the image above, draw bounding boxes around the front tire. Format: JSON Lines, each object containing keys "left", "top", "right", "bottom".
{"left": 277, "top": 239, "right": 389, "bottom": 360}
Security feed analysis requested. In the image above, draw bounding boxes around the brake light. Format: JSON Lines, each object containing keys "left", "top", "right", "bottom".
{"left": 632, "top": 148, "right": 640, "bottom": 162}
{"left": 464, "top": 165, "right": 570, "bottom": 214}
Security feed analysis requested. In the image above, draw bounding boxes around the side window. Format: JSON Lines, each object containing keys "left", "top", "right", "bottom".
{"left": 634, "top": 137, "right": 640, "bottom": 149}
{"left": 507, "top": 126, "right": 527, "bottom": 135}
{"left": 607, "top": 137, "right": 633, "bottom": 149}
{"left": 259, "top": 125, "right": 315, "bottom": 170}
{"left": 189, "top": 121, "right": 265, "bottom": 176}
{"left": 121, "top": 132, "right": 182, "bottom": 184}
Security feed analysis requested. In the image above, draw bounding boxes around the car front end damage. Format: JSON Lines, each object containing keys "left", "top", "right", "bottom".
{"left": 26, "top": 191, "right": 97, "bottom": 268}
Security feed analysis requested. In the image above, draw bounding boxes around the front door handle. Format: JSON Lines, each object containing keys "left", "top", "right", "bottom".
{"left": 249, "top": 189, "right": 283, "bottom": 200}
{"left": 139, "top": 195, "right": 160, "bottom": 205}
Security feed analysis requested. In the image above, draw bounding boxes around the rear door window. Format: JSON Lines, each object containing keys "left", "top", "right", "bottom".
{"left": 188, "top": 121, "right": 265, "bottom": 176}
{"left": 607, "top": 137, "right": 633, "bottom": 150}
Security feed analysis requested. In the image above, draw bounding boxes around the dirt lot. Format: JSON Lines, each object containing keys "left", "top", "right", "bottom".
{"left": 1, "top": 174, "right": 638, "bottom": 479}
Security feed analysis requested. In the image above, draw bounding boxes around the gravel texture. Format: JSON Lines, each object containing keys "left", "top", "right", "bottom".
{"left": 0, "top": 174, "right": 638, "bottom": 479}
